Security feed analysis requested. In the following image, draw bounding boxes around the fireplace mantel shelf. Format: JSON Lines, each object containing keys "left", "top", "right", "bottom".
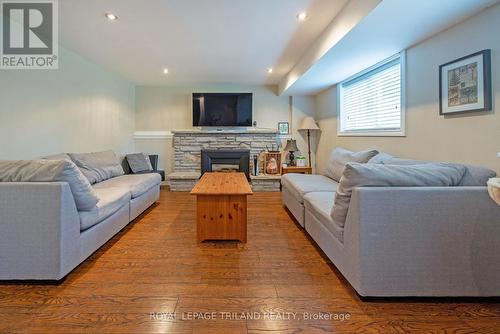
{"left": 172, "top": 128, "right": 278, "bottom": 135}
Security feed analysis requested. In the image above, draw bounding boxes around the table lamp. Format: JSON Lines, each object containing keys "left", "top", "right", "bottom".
{"left": 284, "top": 139, "right": 299, "bottom": 166}
{"left": 298, "top": 117, "right": 320, "bottom": 167}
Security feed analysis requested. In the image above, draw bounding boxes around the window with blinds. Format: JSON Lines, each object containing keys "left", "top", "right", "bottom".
{"left": 339, "top": 53, "right": 405, "bottom": 136}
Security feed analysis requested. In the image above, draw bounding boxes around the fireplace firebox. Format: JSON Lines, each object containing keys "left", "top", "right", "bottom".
{"left": 201, "top": 149, "right": 250, "bottom": 180}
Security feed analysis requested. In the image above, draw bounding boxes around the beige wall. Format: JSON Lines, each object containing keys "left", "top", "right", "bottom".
{"left": 135, "top": 84, "right": 290, "bottom": 131}
{"left": 315, "top": 4, "right": 500, "bottom": 175}
{"left": 134, "top": 84, "right": 313, "bottom": 174}
{"left": 0, "top": 47, "right": 136, "bottom": 159}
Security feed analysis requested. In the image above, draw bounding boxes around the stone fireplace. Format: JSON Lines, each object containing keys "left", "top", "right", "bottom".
{"left": 168, "top": 129, "right": 280, "bottom": 191}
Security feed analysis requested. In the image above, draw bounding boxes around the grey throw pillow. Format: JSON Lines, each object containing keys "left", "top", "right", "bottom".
{"left": 323, "top": 147, "right": 379, "bottom": 182}
{"left": 458, "top": 164, "right": 496, "bottom": 186}
{"left": 126, "top": 153, "right": 153, "bottom": 173}
{"left": 330, "top": 162, "right": 467, "bottom": 228}
{"left": 69, "top": 150, "right": 124, "bottom": 184}
{"left": 0, "top": 159, "right": 99, "bottom": 211}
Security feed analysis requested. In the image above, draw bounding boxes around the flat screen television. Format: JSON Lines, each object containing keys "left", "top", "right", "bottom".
{"left": 192, "top": 93, "right": 253, "bottom": 127}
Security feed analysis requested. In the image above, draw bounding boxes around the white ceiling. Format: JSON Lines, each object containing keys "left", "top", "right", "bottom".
{"left": 283, "top": 0, "right": 500, "bottom": 95}
{"left": 59, "top": 0, "right": 348, "bottom": 86}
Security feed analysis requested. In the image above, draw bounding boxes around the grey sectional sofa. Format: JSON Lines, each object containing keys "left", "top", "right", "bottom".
{"left": 282, "top": 148, "right": 500, "bottom": 297}
{"left": 0, "top": 151, "right": 161, "bottom": 280}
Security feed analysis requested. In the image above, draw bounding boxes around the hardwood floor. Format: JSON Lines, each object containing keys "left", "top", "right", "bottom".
{"left": 1, "top": 191, "right": 499, "bottom": 333}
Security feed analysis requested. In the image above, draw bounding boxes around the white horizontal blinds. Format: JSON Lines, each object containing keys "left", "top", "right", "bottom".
{"left": 341, "top": 57, "right": 401, "bottom": 133}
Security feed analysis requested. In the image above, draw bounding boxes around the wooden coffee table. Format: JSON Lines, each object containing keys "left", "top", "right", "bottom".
{"left": 190, "top": 172, "right": 253, "bottom": 242}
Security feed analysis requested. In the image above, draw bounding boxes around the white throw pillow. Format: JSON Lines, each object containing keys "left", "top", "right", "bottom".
{"left": 0, "top": 159, "right": 99, "bottom": 211}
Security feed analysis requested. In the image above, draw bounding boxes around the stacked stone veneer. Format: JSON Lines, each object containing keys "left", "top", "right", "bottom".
{"left": 250, "top": 175, "right": 281, "bottom": 192}
{"left": 173, "top": 131, "right": 279, "bottom": 173}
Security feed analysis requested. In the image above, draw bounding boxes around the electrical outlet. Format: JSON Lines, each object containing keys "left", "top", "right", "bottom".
{"left": 497, "top": 152, "right": 500, "bottom": 158}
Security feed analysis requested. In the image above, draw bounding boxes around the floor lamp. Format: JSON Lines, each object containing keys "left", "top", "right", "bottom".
{"left": 298, "top": 117, "right": 320, "bottom": 168}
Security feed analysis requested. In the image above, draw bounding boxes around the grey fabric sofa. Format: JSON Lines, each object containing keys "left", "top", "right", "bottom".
{"left": 0, "top": 152, "right": 161, "bottom": 280}
{"left": 282, "top": 149, "right": 500, "bottom": 297}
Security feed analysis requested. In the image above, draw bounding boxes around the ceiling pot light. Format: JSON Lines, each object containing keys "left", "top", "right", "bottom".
{"left": 105, "top": 13, "right": 118, "bottom": 21}
{"left": 297, "top": 12, "right": 308, "bottom": 21}
{"left": 163, "top": 68, "right": 169, "bottom": 74}
{"left": 267, "top": 68, "right": 273, "bottom": 74}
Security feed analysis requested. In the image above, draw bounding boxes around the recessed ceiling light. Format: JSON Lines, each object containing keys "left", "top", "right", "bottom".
{"left": 105, "top": 13, "right": 118, "bottom": 21}
{"left": 297, "top": 12, "right": 308, "bottom": 21}
{"left": 267, "top": 68, "right": 273, "bottom": 74}
{"left": 163, "top": 68, "right": 169, "bottom": 74}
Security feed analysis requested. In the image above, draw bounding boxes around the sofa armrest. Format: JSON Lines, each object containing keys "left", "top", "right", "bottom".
{"left": 0, "top": 182, "right": 81, "bottom": 280}
{"left": 343, "top": 186, "right": 500, "bottom": 296}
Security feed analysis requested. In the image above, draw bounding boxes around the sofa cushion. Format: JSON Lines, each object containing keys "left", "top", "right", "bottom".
{"left": 126, "top": 153, "right": 153, "bottom": 173}
{"left": 281, "top": 173, "right": 338, "bottom": 203}
{"left": 376, "top": 156, "right": 496, "bottom": 186}
{"left": 93, "top": 173, "right": 161, "bottom": 199}
{"left": 331, "top": 162, "right": 467, "bottom": 228}
{"left": 380, "top": 157, "right": 429, "bottom": 166}
{"left": 79, "top": 187, "right": 131, "bottom": 231}
{"left": 367, "top": 152, "right": 393, "bottom": 164}
{"left": 69, "top": 150, "right": 124, "bottom": 184}
{"left": 0, "top": 159, "right": 99, "bottom": 211}
{"left": 324, "top": 148, "right": 379, "bottom": 182}
{"left": 304, "top": 192, "right": 343, "bottom": 243}
{"left": 42, "top": 153, "right": 72, "bottom": 161}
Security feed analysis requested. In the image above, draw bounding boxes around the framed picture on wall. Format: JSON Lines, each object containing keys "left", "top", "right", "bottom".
{"left": 439, "top": 49, "right": 492, "bottom": 115}
{"left": 278, "top": 121, "right": 289, "bottom": 135}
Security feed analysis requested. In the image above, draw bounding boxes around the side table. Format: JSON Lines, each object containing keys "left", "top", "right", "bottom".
{"left": 282, "top": 166, "right": 312, "bottom": 175}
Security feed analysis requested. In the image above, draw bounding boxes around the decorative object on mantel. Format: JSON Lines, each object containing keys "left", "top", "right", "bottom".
{"left": 265, "top": 156, "right": 279, "bottom": 175}
{"left": 278, "top": 121, "right": 289, "bottom": 135}
{"left": 264, "top": 145, "right": 281, "bottom": 175}
{"left": 284, "top": 139, "right": 299, "bottom": 166}
{"left": 298, "top": 117, "right": 320, "bottom": 167}
{"left": 439, "top": 49, "right": 492, "bottom": 115}
{"left": 252, "top": 154, "right": 259, "bottom": 176}
{"left": 487, "top": 178, "right": 500, "bottom": 206}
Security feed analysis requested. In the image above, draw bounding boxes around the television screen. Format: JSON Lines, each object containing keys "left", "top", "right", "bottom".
{"left": 192, "top": 93, "right": 253, "bottom": 127}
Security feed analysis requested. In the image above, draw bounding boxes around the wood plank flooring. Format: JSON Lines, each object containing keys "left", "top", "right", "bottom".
{"left": 1, "top": 191, "right": 499, "bottom": 333}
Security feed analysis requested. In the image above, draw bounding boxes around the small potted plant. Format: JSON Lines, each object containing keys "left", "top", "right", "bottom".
{"left": 295, "top": 155, "right": 307, "bottom": 167}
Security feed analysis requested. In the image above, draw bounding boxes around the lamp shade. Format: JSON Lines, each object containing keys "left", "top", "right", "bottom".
{"left": 284, "top": 139, "right": 299, "bottom": 152}
{"left": 298, "top": 117, "right": 320, "bottom": 131}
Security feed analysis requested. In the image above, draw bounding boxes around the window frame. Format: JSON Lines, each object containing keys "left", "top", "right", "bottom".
{"left": 337, "top": 51, "right": 406, "bottom": 137}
